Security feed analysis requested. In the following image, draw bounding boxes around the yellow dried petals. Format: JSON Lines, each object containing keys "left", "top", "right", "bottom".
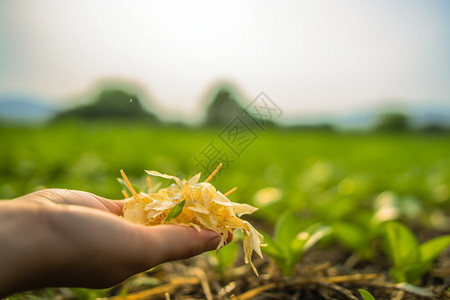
{"left": 121, "top": 166, "right": 264, "bottom": 275}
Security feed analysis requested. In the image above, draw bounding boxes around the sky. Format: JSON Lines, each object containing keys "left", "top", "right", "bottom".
{"left": 0, "top": 0, "right": 449, "bottom": 120}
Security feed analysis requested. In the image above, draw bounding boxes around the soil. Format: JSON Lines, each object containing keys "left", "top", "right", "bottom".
{"left": 103, "top": 233, "right": 450, "bottom": 300}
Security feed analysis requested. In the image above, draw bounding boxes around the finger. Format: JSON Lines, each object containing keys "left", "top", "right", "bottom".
{"left": 128, "top": 225, "right": 221, "bottom": 266}
{"left": 226, "top": 231, "right": 234, "bottom": 244}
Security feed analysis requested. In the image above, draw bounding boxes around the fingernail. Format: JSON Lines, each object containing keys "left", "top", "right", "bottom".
{"left": 206, "top": 232, "right": 221, "bottom": 250}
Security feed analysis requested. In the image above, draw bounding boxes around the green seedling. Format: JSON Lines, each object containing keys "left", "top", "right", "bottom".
{"left": 332, "top": 194, "right": 411, "bottom": 261}
{"left": 262, "top": 212, "right": 332, "bottom": 276}
{"left": 332, "top": 214, "right": 377, "bottom": 260}
{"left": 358, "top": 289, "right": 376, "bottom": 300}
{"left": 384, "top": 221, "right": 450, "bottom": 284}
{"left": 209, "top": 240, "right": 239, "bottom": 275}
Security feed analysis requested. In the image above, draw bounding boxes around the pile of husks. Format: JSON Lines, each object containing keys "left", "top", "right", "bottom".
{"left": 120, "top": 164, "right": 265, "bottom": 275}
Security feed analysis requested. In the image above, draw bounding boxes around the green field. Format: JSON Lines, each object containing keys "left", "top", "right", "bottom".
{"left": 1, "top": 122, "right": 449, "bottom": 225}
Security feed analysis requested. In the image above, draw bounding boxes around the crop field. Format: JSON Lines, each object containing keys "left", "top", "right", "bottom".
{"left": 1, "top": 121, "right": 450, "bottom": 299}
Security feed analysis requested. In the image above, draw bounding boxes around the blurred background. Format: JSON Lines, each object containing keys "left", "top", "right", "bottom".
{"left": 1, "top": 0, "right": 449, "bottom": 230}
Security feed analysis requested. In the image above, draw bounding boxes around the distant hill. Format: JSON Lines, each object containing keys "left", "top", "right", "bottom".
{"left": 203, "top": 85, "right": 247, "bottom": 127}
{"left": 53, "top": 89, "right": 159, "bottom": 123}
{"left": 0, "top": 96, "right": 58, "bottom": 123}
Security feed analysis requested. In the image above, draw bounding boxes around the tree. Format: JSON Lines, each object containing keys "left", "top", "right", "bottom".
{"left": 54, "top": 89, "right": 158, "bottom": 123}
{"left": 374, "top": 112, "right": 411, "bottom": 132}
{"left": 204, "top": 88, "right": 246, "bottom": 127}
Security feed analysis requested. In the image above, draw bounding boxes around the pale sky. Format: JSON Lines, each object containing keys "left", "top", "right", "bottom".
{"left": 0, "top": 0, "right": 449, "bottom": 119}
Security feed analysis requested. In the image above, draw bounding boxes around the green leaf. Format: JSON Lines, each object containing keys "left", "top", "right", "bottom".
{"left": 261, "top": 231, "right": 283, "bottom": 260}
{"left": 274, "top": 212, "right": 304, "bottom": 252}
{"left": 165, "top": 200, "right": 185, "bottom": 222}
{"left": 286, "top": 223, "right": 331, "bottom": 276}
{"left": 389, "top": 267, "right": 407, "bottom": 283}
{"left": 273, "top": 212, "right": 308, "bottom": 273}
{"left": 390, "top": 263, "right": 432, "bottom": 284}
{"left": 419, "top": 235, "right": 450, "bottom": 263}
{"left": 281, "top": 254, "right": 296, "bottom": 276}
{"left": 261, "top": 230, "right": 289, "bottom": 274}
{"left": 263, "top": 214, "right": 316, "bottom": 276}
{"left": 302, "top": 224, "right": 332, "bottom": 252}
{"left": 384, "top": 222, "right": 420, "bottom": 268}
{"left": 323, "top": 197, "right": 357, "bottom": 222}
{"left": 332, "top": 221, "right": 368, "bottom": 252}
{"left": 117, "top": 178, "right": 141, "bottom": 197}
{"left": 212, "top": 241, "right": 239, "bottom": 274}
{"left": 261, "top": 232, "right": 286, "bottom": 269}
{"left": 292, "top": 223, "right": 329, "bottom": 253}
{"left": 358, "top": 289, "right": 376, "bottom": 300}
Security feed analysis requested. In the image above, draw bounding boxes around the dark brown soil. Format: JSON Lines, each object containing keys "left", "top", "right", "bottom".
{"left": 104, "top": 239, "right": 450, "bottom": 300}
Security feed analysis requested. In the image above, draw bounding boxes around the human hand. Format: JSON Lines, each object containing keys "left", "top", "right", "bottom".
{"left": 0, "top": 189, "right": 223, "bottom": 297}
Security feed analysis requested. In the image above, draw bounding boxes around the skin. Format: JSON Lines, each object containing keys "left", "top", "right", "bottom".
{"left": 0, "top": 189, "right": 224, "bottom": 297}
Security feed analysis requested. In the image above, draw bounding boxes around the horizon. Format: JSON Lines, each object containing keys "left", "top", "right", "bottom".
{"left": 1, "top": 81, "right": 449, "bottom": 129}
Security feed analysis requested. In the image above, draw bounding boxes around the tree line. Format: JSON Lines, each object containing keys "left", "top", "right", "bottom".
{"left": 52, "top": 86, "right": 448, "bottom": 133}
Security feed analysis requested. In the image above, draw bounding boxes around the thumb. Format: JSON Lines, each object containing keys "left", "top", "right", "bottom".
{"left": 129, "top": 224, "right": 222, "bottom": 266}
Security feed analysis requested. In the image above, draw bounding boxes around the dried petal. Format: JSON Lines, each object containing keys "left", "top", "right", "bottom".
{"left": 122, "top": 168, "right": 264, "bottom": 275}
